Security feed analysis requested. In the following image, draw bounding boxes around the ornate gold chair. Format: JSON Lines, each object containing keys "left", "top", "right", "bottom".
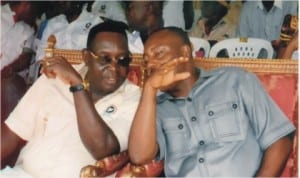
{"left": 45, "top": 34, "right": 298, "bottom": 177}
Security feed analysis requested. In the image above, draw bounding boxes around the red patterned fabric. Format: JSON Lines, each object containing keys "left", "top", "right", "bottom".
{"left": 128, "top": 65, "right": 144, "bottom": 86}
{"left": 80, "top": 151, "right": 129, "bottom": 177}
{"left": 257, "top": 73, "right": 298, "bottom": 177}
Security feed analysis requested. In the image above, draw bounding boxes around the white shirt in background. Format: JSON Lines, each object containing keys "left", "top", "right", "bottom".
{"left": 163, "top": 0, "right": 185, "bottom": 30}
{"left": 91, "top": 1, "right": 127, "bottom": 24}
{"left": 35, "top": 8, "right": 103, "bottom": 62}
{"left": 1, "top": 4, "right": 34, "bottom": 70}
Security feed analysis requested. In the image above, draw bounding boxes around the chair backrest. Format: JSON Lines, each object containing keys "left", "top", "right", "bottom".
{"left": 209, "top": 37, "right": 274, "bottom": 58}
{"left": 189, "top": 37, "right": 210, "bottom": 57}
{"left": 45, "top": 35, "right": 146, "bottom": 87}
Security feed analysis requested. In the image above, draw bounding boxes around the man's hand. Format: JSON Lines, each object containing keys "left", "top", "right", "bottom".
{"left": 40, "top": 56, "right": 83, "bottom": 86}
{"left": 146, "top": 57, "right": 191, "bottom": 90}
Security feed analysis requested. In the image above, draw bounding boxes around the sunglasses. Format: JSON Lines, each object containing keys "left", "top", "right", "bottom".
{"left": 89, "top": 51, "right": 132, "bottom": 67}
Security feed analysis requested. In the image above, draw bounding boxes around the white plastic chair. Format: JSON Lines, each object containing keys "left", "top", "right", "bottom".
{"left": 209, "top": 37, "right": 274, "bottom": 59}
{"left": 189, "top": 37, "right": 211, "bottom": 57}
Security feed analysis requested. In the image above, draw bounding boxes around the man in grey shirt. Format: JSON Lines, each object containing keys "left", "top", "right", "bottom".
{"left": 128, "top": 26, "right": 295, "bottom": 177}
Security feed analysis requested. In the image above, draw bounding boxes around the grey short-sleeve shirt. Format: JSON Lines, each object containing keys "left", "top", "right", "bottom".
{"left": 156, "top": 67, "right": 295, "bottom": 177}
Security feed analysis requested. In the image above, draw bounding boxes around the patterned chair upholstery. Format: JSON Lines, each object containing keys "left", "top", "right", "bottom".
{"left": 45, "top": 34, "right": 298, "bottom": 177}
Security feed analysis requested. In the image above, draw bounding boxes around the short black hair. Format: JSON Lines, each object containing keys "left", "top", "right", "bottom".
{"left": 86, "top": 20, "right": 129, "bottom": 49}
{"left": 150, "top": 26, "right": 191, "bottom": 46}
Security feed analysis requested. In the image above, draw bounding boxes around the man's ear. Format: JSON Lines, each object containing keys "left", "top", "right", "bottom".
{"left": 82, "top": 49, "right": 90, "bottom": 65}
{"left": 181, "top": 44, "right": 192, "bottom": 58}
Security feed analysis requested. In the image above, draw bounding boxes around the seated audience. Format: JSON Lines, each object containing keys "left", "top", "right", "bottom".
{"left": 162, "top": 0, "right": 185, "bottom": 30}
{"left": 1, "top": 1, "right": 38, "bottom": 79}
{"left": 128, "top": 27, "right": 295, "bottom": 177}
{"left": 35, "top": 2, "right": 102, "bottom": 67}
{"left": 237, "top": 0, "right": 298, "bottom": 52}
{"left": 1, "top": 20, "right": 141, "bottom": 178}
{"left": 1, "top": 2, "right": 40, "bottom": 147}
{"left": 189, "top": 1, "right": 239, "bottom": 44}
{"left": 124, "top": 1, "right": 164, "bottom": 54}
{"left": 278, "top": 31, "right": 298, "bottom": 59}
{"left": 91, "top": 1, "right": 127, "bottom": 24}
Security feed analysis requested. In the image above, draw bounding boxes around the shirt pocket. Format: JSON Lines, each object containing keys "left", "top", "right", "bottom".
{"left": 162, "top": 118, "right": 189, "bottom": 154}
{"left": 206, "top": 100, "right": 245, "bottom": 143}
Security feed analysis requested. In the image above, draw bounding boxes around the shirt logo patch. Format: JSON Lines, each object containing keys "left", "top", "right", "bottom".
{"left": 106, "top": 105, "right": 116, "bottom": 114}
{"left": 85, "top": 22, "right": 92, "bottom": 29}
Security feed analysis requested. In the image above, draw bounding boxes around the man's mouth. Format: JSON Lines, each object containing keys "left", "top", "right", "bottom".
{"left": 105, "top": 77, "right": 117, "bottom": 85}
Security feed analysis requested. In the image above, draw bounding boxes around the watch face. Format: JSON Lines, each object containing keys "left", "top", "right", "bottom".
{"left": 69, "top": 84, "right": 84, "bottom": 92}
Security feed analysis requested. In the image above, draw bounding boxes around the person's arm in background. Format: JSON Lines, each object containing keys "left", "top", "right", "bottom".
{"left": 1, "top": 27, "right": 35, "bottom": 78}
{"left": 277, "top": 31, "right": 298, "bottom": 59}
{"left": 1, "top": 52, "right": 33, "bottom": 78}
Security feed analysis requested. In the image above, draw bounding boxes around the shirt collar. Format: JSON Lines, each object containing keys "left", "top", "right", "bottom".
{"left": 157, "top": 67, "right": 215, "bottom": 103}
{"left": 256, "top": 1, "right": 283, "bottom": 10}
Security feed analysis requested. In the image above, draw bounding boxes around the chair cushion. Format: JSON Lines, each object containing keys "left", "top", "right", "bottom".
{"left": 257, "top": 73, "right": 298, "bottom": 177}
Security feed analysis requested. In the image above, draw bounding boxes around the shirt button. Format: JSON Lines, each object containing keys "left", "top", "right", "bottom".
{"left": 232, "top": 103, "right": 238, "bottom": 109}
{"left": 178, "top": 124, "right": 184, "bottom": 129}
{"left": 191, "top": 116, "right": 197, "bottom": 121}
{"left": 208, "top": 111, "right": 214, "bottom": 116}
{"left": 199, "top": 140, "right": 205, "bottom": 145}
{"left": 198, "top": 158, "right": 205, "bottom": 163}
{"left": 187, "top": 97, "right": 192, "bottom": 102}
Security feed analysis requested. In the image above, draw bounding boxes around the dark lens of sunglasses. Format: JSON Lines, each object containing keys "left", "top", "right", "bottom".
{"left": 118, "top": 56, "right": 131, "bottom": 67}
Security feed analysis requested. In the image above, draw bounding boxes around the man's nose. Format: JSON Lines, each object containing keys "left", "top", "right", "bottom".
{"left": 106, "top": 58, "right": 118, "bottom": 70}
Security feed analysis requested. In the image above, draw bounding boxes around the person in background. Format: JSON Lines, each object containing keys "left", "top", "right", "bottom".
{"left": 128, "top": 26, "right": 295, "bottom": 177}
{"left": 125, "top": 1, "right": 206, "bottom": 58}
{"left": 162, "top": 0, "right": 185, "bottom": 30}
{"left": 1, "top": 2, "right": 41, "bottom": 149}
{"left": 34, "top": 1, "right": 101, "bottom": 70}
{"left": 1, "top": 20, "right": 141, "bottom": 178}
{"left": 183, "top": 1, "right": 195, "bottom": 31}
{"left": 27, "top": 1, "right": 68, "bottom": 85}
{"left": 237, "top": 0, "right": 298, "bottom": 54}
{"left": 122, "top": 1, "right": 164, "bottom": 54}
{"left": 277, "top": 31, "right": 298, "bottom": 59}
{"left": 1, "top": 1, "right": 39, "bottom": 78}
{"left": 91, "top": 1, "right": 127, "bottom": 24}
{"left": 189, "top": 1, "right": 239, "bottom": 45}
{"left": 124, "top": 0, "right": 164, "bottom": 53}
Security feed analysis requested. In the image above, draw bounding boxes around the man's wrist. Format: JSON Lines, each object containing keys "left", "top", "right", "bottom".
{"left": 69, "top": 81, "right": 88, "bottom": 93}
